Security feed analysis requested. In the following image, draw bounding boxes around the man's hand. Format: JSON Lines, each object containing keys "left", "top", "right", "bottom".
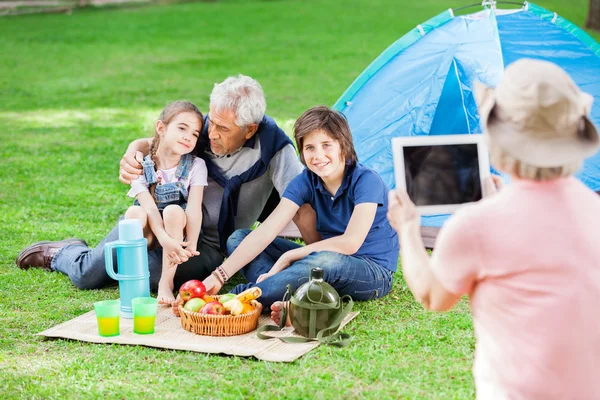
{"left": 202, "top": 272, "right": 223, "bottom": 295}
{"left": 387, "top": 189, "right": 420, "bottom": 233}
{"left": 119, "top": 150, "right": 144, "bottom": 184}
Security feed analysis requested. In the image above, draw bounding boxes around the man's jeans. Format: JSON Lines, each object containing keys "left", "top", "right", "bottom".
{"left": 51, "top": 219, "right": 224, "bottom": 291}
{"left": 227, "top": 229, "right": 394, "bottom": 309}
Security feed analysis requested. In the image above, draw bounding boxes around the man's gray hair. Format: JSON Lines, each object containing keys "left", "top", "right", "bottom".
{"left": 210, "top": 74, "right": 266, "bottom": 128}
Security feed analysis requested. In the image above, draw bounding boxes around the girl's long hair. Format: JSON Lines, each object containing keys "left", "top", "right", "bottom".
{"left": 148, "top": 101, "right": 204, "bottom": 201}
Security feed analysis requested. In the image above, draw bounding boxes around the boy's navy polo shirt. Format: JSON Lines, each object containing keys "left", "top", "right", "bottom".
{"left": 283, "top": 162, "right": 399, "bottom": 272}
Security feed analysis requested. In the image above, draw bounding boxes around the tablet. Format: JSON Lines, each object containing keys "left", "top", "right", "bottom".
{"left": 392, "top": 134, "right": 490, "bottom": 214}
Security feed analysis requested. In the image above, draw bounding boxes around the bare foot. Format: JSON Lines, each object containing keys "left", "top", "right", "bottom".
{"left": 157, "top": 281, "right": 176, "bottom": 305}
{"left": 270, "top": 301, "right": 291, "bottom": 327}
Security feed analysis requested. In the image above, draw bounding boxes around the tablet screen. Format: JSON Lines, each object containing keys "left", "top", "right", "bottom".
{"left": 403, "top": 144, "right": 482, "bottom": 206}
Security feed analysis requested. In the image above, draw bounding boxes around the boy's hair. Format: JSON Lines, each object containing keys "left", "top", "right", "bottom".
{"left": 293, "top": 105, "right": 358, "bottom": 166}
{"left": 148, "top": 101, "right": 203, "bottom": 200}
{"left": 489, "top": 137, "right": 581, "bottom": 181}
{"left": 209, "top": 74, "right": 266, "bottom": 128}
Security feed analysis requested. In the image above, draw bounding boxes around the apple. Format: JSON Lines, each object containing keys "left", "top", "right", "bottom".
{"left": 200, "top": 301, "right": 225, "bottom": 315}
{"left": 179, "top": 280, "right": 206, "bottom": 301}
{"left": 219, "top": 293, "right": 236, "bottom": 304}
{"left": 183, "top": 297, "right": 206, "bottom": 313}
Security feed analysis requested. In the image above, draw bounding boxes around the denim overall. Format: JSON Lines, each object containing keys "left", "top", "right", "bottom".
{"left": 135, "top": 154, "right": 195, "bottom": 210}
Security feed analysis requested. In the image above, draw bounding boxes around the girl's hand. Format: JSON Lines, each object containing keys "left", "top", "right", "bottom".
{"left": 387, "top": 189, "right": 420, "bottom": 233}
{"left": 162, "top": 237, "right": 192, "bottom": 266}
{"left": 182, "top": 241, "right": 200, "bottom": 258}
{"left": 202, "top": 273, "right": 223, "bottom": 295}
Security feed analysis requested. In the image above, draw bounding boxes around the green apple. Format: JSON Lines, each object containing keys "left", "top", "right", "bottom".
{"left": 183, "top": 297, "right": 206, "bottom": 312}
{"left": 219, "top": 293, "right": 236, "bottom": 304}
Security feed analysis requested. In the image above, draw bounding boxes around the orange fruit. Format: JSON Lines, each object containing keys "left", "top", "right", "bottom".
{"left": 241, "top": 302, "right": 254, "bottom": 314}
{"left": 202, "top": 295, "right": 216, "bottom": 303}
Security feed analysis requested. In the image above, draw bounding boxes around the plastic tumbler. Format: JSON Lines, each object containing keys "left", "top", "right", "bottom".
{"left": 94, "top": 300, "right": 121, "bottom": 337}
{"left": 132, "top": 297, "right": 158, "bottom": 334}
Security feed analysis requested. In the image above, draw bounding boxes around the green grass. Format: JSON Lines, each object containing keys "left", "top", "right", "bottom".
{"left": 0, "top": 0, "right": 597, "bottom": 398}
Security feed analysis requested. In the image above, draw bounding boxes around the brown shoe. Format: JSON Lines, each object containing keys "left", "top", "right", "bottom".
{"left": 16, "top": 239, "right": 88, "bottom": 271}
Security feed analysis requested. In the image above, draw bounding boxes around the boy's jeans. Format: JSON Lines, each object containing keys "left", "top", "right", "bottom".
{"left": 227, "top": 229, "right": 394, "bottom": 309}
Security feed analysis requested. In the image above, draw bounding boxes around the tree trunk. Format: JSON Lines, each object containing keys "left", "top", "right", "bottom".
{"left": 586, "top": 0, "right": 600, "bottom": 30}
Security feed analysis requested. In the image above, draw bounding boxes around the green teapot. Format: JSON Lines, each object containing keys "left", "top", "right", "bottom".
{"left": 289, "top": 267, "right": 345, "bottom": 338}
{"left": 257, "top": 267, "right": 353, "bottom": 347}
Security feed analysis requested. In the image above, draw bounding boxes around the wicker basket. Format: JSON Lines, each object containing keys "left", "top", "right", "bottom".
{"left": 179, "top": 296, "right": 262, "bottom": 336}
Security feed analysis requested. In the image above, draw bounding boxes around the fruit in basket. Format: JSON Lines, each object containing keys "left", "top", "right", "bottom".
{"left": 179, "top": 280, "right": 206, "bottom": 301}
{"left": 223, "top": 298, "right": 244, "bottom": 316}
{"left": 200, "top": 301, "right": 225, "bottom": 315}
{"left": 235, "top": 287, "right": 262, "bottom": 303}
{"left": 219, "top": 293, "right": 236, "bottom": 304}
{"left": 183, "top": 297, "right": 206, "bottom": 312}
{"left": 202, "top": 295, "right": 217, "bottom": 303}
{"left": 241, "top": 302, "right": 255, "bottom": 315}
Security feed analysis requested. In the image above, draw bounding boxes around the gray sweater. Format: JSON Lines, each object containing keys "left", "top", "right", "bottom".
{"left": 200, "top": 140, "right": 303, "bottom": 250}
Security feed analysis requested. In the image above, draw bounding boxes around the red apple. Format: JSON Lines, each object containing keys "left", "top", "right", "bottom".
{"left": 200, "top": 301, "right": 225, "bottom": 315}
{"left": 179, "top": 280, "right": 206, "bottom": 302}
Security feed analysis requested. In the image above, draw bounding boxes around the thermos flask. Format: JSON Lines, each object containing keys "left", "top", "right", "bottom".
{"left": 104, "top": 219, "right": 150, "bottom": 318}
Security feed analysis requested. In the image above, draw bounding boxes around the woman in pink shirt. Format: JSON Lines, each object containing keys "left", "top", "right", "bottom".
{"left": 387, "top": 58, "right": 600, "bottom": 399}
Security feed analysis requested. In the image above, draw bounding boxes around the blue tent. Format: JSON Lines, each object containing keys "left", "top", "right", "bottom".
{"left": 333, "top": 1, "right": 600, "bottom": 244}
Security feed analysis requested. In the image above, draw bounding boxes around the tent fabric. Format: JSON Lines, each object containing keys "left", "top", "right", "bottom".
{"left": 334, "top": 2, "right": 600, "bottom": 233}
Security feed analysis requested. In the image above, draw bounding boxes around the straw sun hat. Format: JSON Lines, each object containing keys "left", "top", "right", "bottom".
{"left": 475, "top": 58, "right": 599, "bottom": 168}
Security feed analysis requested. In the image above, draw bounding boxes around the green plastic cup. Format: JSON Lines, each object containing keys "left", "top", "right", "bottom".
{"left": 132, "top": 297, "right": 158, "bottom": 334}
{"left": 94, "top": 300, "right": 121, "bottom": 337}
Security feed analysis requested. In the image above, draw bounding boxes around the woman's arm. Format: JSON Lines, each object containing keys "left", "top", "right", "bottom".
{"left": 120, "top": 138, "right": 153, "bottom": 184}
{"left": 184, "top": 186, "right": 204, "bottom": 256}
{"left": 387, "top": 189, "right": 461, "bottom": 311}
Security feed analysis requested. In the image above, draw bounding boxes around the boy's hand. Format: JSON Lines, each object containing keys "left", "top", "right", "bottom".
{"left": 257, "top": 251, "right": 294, "bottom": 282}
{"left": 119, "top": 150, "right": 144, "bottom": 184}
{"left": 171, "top": 294, "right": 183, "bottom": 317}
{"left": 202, "top": 273, "right": 223, "bottom": 295}
{"left": 257, "top": 271, "right": 276, "bottom": 283}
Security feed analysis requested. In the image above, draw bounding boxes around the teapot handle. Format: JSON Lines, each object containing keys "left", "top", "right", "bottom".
{"left": 104, "top": 241, "right": 121, "bottom": 281}
{"left": 315, "top": 295, "right": 353, "bottom": 347}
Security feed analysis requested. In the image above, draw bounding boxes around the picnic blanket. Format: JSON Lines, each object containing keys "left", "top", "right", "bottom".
{"left": 38, "top": 305, "right": 358, "bottom": 362}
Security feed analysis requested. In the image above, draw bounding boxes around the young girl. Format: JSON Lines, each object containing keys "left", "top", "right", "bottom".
{"left": 201, "top": 105, "right": 399, "bottom": 315}
{"left": 126, "top": 101, "right": 208, "bottom": 304}
{"left": 387, "top": 59, "right": 600, "bottom": 399}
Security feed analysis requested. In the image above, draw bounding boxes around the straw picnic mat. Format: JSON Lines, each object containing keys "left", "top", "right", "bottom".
{"left": 38, "top": 305, "right": 358, "bottom": 362}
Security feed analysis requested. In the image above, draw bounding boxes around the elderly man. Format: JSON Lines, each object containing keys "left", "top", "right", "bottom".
{"left": 16, "top": 74, "right": 317, "bottom": 292}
